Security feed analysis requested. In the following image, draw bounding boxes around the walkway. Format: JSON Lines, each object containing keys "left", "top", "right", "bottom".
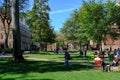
{"left": 27, "top": 57, "right": 94, "bottom": 67}
{"left": 0, "top": 54, "right": 94, "bottom": 67}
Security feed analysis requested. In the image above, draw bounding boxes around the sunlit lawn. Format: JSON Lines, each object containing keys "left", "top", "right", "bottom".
{"left": 0, "top": 50, "right": 119, "bottom": 80}
{"left": 0, "top": 58, "right": 120, "bottom": 80}
{"left": 25, "top": 50, "right": 93, "bottom": 62}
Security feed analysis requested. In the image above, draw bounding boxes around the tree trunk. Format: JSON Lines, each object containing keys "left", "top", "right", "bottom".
{"left": 100, "top": 42, "right": 102, "bottom": 51}
{"left": 45, "top": 43, "right": 47, "bottom": 51}
{"left": 5, "top": 35, "right": 9, "bottom": 48}
{"left": 79, "top": 41, "right": 82, "bottom": 50}
{"left": 71, "top": 40, "right": 75, "bottom": 49}
{"left": 2, "top": 21, "right": 7, "bottom": 49}
{"left": 5, "top": 21, "right": 12, "bottom": 49}
{"left": 11, "top": 0, "right": 24, "bottom": 62}
{"left": 86, "top": 44, "right": 89, "bottom": 50}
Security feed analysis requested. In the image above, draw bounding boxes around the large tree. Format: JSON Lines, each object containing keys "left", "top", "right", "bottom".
{"left": 60, "top": 9, "right": 89, "bottom": 50}
{"left": 79, "top": 0, "right": 119, "bottom": 50}
{"left": 11, "top": 0, "right": 24, "bottom": 61}
{"left": 27, "top": 0, "right": 55, "bottom": 50}
{"left": 61, "top": 0, "right": 120, "bottom": 51}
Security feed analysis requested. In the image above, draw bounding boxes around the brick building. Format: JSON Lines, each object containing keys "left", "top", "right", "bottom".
{"left": 102, "top": 25, "right": 120, "bottom": 51}
{"left": 0, "top": 19, "right": 31, "bottom": 50}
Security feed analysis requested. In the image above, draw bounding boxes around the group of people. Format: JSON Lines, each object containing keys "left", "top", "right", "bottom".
{"left": 62, "top": 47, "right": 120, "bottom": 70}
{"left": 94, "top": 48, "right": 120, "bottom": 72}
{"left": 63, "top": 48, "right": 87, "bottom": 68}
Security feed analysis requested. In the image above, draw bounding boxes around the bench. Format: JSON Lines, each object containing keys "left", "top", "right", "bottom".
{"left": 110, "top": 61, "right": 120, "bottom": 72}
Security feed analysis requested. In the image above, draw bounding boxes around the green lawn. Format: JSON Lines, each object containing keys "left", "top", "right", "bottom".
{"left": 0, "top": 51, "right": 119, "bottom": 80}
{"left": 0, "top": 58, "right": 120, "bottom": 80}
{"left": 25, "top": 50, "right": 93, "bottom": 62}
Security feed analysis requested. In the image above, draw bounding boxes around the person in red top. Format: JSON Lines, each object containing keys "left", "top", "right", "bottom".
{"left": 94, "top": 54, "right": 102, "bottom": 67}
{"left": 94, "top": 54, "right": 105, "bottom": 71}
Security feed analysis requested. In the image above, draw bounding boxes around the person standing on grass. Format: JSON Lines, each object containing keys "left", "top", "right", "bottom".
{"left": 63, "top": 48, "right": 71, "bottom": 68}
{"left": 79, "top": 49, "right": 83, "bottom": 58}
{"left": 117, "top": 48, "right": 120, "bottom": 59}
{"left": 114, "top": 49, "right": 117, "bottom": 55}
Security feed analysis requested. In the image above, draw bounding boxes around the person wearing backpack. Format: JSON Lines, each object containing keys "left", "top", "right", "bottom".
{"left": 63, "top": 48, "right": 71, "bottom": 68}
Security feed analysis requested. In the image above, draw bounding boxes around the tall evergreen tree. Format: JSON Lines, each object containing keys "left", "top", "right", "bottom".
{"left": 27, "top": 0, "right": 55, "bottom": 50}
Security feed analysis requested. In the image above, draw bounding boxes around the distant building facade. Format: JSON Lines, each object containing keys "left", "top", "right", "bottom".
{"left": 0, "top": 18, "right": 31, "bottom": 50}
{"left": 102, "top": 1, "right": 120, "bottom": 50}
{"left": 102, "top": 25, "right": 120, "bottom": 51}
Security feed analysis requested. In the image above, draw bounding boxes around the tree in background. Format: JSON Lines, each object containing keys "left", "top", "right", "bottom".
{"left": 61, "top": 0, "right": 120, "bottom": 51}
{"left": 60, "top": 9, "right": 89, "bottom": 50}
{"left": 27, "top": 0, "right": 55, "bottom": 50}
{"left": 71, "top": 9, "right": 89, "bottom": 50}
{"left": 79, "top": 0, "right": 119, "bottom": 50}
{"left": 55, "top": 32, "right": 66, "bottom": 49}
{"left": 60, "top": 18, "right": 76, "bottom": 49}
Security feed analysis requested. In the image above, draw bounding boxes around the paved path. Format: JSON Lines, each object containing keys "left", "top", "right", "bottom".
{"left": 0, "top": 54, "right": 12, "bottom": 58}
{"left": 27, "top": 58, "right": 94, "bottom": 66}
{"left": 0, "top": 54, "right": 94, "bottom": 67}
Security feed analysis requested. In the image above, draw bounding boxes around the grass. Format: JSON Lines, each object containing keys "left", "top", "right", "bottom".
{"left": 0, "top": 50, "right": 119, "bottom": 80}
{"left": 25, "top": 50, "right": 112, "bottom": 63}
{"left": 0, "top": 58, "right": 120, "bottom": 80}
{"left": 25, "top": 50, "right": 93, "bottom": 62}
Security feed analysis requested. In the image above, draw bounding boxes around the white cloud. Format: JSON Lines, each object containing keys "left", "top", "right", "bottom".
{"left": 49, "top": 8, "right": 76, "bottom": 14}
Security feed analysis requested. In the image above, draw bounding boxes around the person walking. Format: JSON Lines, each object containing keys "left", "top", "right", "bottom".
{"left": 63, "top": 48, "right": 71, "bottom": 68}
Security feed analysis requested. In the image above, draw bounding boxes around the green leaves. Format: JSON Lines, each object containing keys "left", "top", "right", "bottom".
{"left": 61, "top": 0, "right": 120, "bottom": 50}
{"left": 26, "top": 0, "right": 55, "bottom": 49}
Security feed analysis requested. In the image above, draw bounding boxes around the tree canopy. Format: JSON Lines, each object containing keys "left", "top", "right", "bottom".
{"left": 61, "top": 0, "right": 120, "bottom": 50}
{"left": 26, "top": 0, "right": 55, "bottom": 50}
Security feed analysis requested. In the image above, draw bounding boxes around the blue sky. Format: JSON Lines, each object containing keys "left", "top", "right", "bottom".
{"left": 29, "top": 0, "right": 83, "bottom": 32}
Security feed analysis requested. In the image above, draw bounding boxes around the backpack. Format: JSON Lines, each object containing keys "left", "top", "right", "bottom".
{"left": 68, "top": 53, "right": 70, "bottom": 59}
{"left": 104, "top": 65, "right": 110, "bottom": 72}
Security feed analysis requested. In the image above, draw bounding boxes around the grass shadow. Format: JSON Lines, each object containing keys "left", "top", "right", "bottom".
{"left": 0, "top": 58, "right": 94, "bottom": 74}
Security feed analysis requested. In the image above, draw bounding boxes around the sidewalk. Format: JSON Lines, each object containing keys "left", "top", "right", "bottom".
{"left": 27, "top": 57, "right": 94, "bottom": 67}
{"left": 0, "top": 53, "right": 12, "bottom": 59}
{"left": 0, "top": 54, "right": 94, "bottom": 67}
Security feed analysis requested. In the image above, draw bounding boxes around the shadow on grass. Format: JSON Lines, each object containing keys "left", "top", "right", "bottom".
{"left": 39, "top": 79, "right": 52, "bottom": 80}
{"left": 0, "top": 58, "right": 93, "bottom": 74}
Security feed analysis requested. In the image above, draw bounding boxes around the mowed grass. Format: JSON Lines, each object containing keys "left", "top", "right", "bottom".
{"left": 0, "top": 58, "right": 120, "bottom": 80}
{"left": 25, "top": 50, "right": 93, "bottom": 62}
{"left": 0, "top": 51, "right": 119, "bottom": 80}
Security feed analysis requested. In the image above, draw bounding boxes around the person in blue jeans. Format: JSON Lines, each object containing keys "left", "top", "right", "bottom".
{"left": 63, "top": 48, "right": 71, "bottom": 68}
